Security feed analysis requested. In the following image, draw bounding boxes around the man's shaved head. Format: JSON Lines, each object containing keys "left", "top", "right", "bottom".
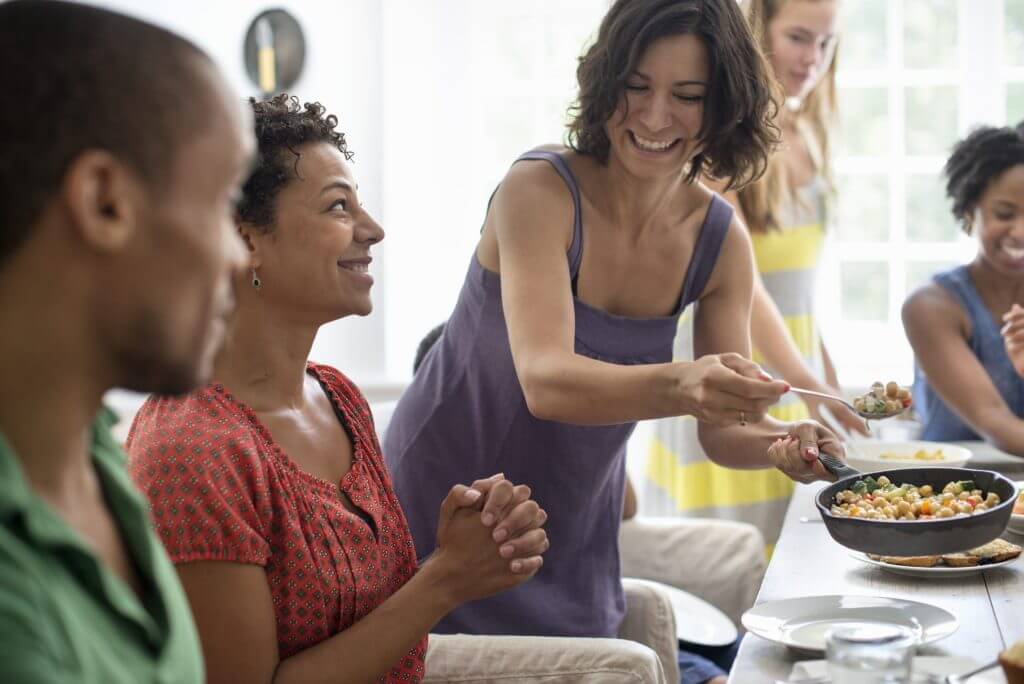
{"left": 0, "top": 0, "right": 220, "bottom": 266}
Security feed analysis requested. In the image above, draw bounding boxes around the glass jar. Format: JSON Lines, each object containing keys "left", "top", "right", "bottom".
{"left": 825, "top": 623, "right": 916, "bottom": 683}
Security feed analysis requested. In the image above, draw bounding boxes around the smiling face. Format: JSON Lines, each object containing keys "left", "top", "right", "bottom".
{"left": 247, "top": 142, "right": 384, "bottom": 322}
{"left": 972, "top": 164, "right": 1024, "bottom": 275}
{"left": 604, "top": 33, "right": 708, "bottom": 179}
{"left": 766, "top": 0, "right": 838, "bottom": 100}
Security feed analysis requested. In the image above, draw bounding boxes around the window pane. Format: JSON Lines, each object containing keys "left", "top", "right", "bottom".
{"left": 840, "top": 262, "right": 889, "bottom": 322}
{"left": 838, "top": 88, "right": 888, "bottom": 157}
{"left": 904, "top": 0, "right": 957, "bottom": 69}
{"left": 840, "top": 0, "right": 888, "bottom": 69}
{"left": 906, "top": 261, "right": 956, "bottom": 294}
{"left": 1009, "top": 82, "right": 1024, "bottom": 125}
{"left": 836, "top": 175, "right": 888, "bottom": 242}
{"left": 1008, "top": 0, "right": 1024, "bottom": 66}
{"left": 906, "top": 175, "right": 957, "bottom": 242}
{"left": 905, "top": 86, "right": 958, "bottom": 156}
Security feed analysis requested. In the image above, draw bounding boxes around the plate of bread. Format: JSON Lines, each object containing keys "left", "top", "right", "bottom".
{"left": 852, "top": 538, "right": 1022, "bottom": 577}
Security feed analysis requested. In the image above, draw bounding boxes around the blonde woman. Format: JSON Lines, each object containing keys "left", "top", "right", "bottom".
{"left": 646, "top": 0, "right": 861, "bottom": 546}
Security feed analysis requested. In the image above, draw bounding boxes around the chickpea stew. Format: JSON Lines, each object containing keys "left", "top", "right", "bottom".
{"left": 853, "top": 381, "right": 913, "bottom": 418}
{"left": 831, "top": 475, "right": 1002, "bottom": 521}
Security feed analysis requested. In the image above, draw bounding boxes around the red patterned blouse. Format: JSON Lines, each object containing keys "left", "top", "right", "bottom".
{"left": 125, "top": 362, "right": 426, "bottom": 682}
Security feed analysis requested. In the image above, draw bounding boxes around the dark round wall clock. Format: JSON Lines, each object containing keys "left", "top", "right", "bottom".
{"left": 243, "top": 9, "right": 306, "bottom": 96}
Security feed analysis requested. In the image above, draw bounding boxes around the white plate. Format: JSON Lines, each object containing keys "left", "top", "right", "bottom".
{"left": 742, "top": 595, "right": 958, "bottom": 654}
{"left": 851, "top": 551, "right": 1020, "bottom": 577}
{"left": 844, "top": 440, "right": 972, "bottom": 473}
{"left": 662, "top": 584, "right": 738, "bottom": 646}
{"left": 627, "top": 579, "right": 738, "bottom": 646}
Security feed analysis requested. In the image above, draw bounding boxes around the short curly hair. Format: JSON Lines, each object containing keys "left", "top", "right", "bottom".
{"left": 238, "top": 94, "right": 354, "bottom": 231}
{"left": 944, "top": 122, "right": 1024, "bottom": 234}
{"left": 566, "top": 0, "right": 780, "bottom": 189}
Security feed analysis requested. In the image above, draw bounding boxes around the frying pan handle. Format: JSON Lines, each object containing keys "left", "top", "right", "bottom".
{"left": 817, "top": 452, "right": 861, "bottom": 481}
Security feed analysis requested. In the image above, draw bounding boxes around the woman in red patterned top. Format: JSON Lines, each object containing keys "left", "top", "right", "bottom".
{"left": 126, "top": 94, "right": 549, "bottom": 684}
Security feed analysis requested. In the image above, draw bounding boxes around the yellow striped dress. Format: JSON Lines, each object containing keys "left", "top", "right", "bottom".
{"left": 641, "top": 178, "right": 827, "bottom": 550}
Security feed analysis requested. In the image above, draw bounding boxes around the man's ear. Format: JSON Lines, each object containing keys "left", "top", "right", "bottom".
{"left": 62, "top": 150, "right": 142, "bottom": 252}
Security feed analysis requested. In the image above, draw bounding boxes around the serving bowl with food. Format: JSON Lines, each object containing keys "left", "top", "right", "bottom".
{"left": 814, "top": 466, "right": 1017, "bottom": 556}
{"left": 843, "top": 440, "right": 972, "bottom": 473}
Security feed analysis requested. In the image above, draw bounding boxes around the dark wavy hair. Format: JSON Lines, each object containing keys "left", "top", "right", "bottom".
{"left": 0, "top": 0, "right": 212, "bottom": 267}
{"left": 238, "top": 94, "right": 353, "bottom": 231}
{"left": 566, "top": 0, "right": 780, "bottom": 189}
{"left": 945, "top": 123, "right": 1024, "bottom": 234}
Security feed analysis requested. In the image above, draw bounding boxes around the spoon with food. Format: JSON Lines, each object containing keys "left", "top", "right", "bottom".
{"left": 789, "top": 381, "right": 912, "bottom": 421}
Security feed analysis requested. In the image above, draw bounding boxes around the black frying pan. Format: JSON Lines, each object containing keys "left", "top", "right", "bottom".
{"left": 813, "top": 465, "right": 1018, "bottom": 556}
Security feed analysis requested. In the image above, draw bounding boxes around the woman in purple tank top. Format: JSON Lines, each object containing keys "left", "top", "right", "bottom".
{"left": 384, "top": 1, "right": 845, "bottom": 682}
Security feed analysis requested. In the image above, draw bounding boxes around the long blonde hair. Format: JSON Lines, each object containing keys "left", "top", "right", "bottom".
{"left": 739, "top": 0, "right": 838, "bottom": 233}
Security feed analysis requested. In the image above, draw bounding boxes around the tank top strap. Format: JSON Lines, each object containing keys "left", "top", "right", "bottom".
{"left": 514, "top": 150, "right": 585, "bottom": 295}
{"left": 675, "top": 194, "right": 733, "bottom": 314}
{"left": 934, "top": 266, "right": 999, "bottom": 341}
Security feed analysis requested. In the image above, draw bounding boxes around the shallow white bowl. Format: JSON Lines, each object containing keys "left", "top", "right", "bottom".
{"left": 844, "top": 440, "right": 972, "bottom": 473}
{"left": 1006, "top": 481, "right": 1024, "bottom": 536}
{"left": 742, "top": 595, "right": 958, "bottom": 655}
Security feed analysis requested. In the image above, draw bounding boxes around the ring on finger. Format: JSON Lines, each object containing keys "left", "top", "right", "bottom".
{"left": 739, "top": 410, "right": 747, "bottom": 426}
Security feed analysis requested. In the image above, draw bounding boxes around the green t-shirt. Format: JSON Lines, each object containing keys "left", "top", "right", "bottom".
{"left": 0, "top": 408, "right": 204, "bottom": 683}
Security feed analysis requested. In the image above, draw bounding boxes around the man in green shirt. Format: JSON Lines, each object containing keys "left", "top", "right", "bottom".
{"left": 0, "top": 1, "right": 255, "bottom": 681}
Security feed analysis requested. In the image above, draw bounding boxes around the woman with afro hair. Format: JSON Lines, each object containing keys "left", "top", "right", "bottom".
{"left": 903, "top": 122, "right": 1024, "bottom": 454}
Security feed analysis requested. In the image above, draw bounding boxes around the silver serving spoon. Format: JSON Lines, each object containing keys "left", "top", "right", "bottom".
{"left": 789, "top": 387, "right": 906, "bottom": 421}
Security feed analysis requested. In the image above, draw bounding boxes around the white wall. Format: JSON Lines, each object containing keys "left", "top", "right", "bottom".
{"left": 380, "top": 0, "right": 481, "bottom": 378}
{"left": 83, "top": 0, "right": 409, "bottom": 416}
{"left": 87, "top": 0, "right": 390, "bottom": 384}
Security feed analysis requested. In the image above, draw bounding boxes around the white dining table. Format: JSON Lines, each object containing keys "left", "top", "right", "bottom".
{"left": 727, "top": 442, "right": 1024, "bottom": 683}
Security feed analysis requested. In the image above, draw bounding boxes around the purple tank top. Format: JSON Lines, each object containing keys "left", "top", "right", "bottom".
{"left": 383, "top": 149, "right": 733, "bottom": 638}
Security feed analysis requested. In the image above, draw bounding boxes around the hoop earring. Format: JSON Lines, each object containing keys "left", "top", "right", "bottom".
{"left": 251, "top": 267, "right": 262, "bottom": 290}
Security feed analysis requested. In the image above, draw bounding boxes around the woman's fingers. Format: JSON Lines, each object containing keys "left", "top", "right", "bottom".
{"left": 479, "top": 479, "right": 515, "bottom": 527}
{"left": 493, "top": 500, "right": 545, "bottom": 542}
{"left": 436, "top": 485, "right": 483, "bottom": 536}
{"left": 508, "top": 555, "right": 544, "bottom": 576}
{"left": 498, "top": 528, "right": 549, "bottom": 562}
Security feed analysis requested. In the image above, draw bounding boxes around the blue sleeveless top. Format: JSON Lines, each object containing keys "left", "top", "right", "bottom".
{"left": 915, "top": 265, "right": 1024, "bottom": 441}
{"left": 383, "top": 149, "right": 733, "bottom": 638}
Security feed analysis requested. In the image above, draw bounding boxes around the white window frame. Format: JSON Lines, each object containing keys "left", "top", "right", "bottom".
{"left": 821, "top": 0, "right": 1006, "bottom": 389}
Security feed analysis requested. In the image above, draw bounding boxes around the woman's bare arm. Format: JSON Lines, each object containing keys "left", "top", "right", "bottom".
{"left": 903, "top": 283, "right": 1024, "bottom": 456}
{"left": 692, "top": 217, "right": 834, "bottom": 481}
{"left": 491, "top": 162, "right": 785, "bottom": 427}
{"left": 704, "top": 178, "right": 865, "bottom": 435}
